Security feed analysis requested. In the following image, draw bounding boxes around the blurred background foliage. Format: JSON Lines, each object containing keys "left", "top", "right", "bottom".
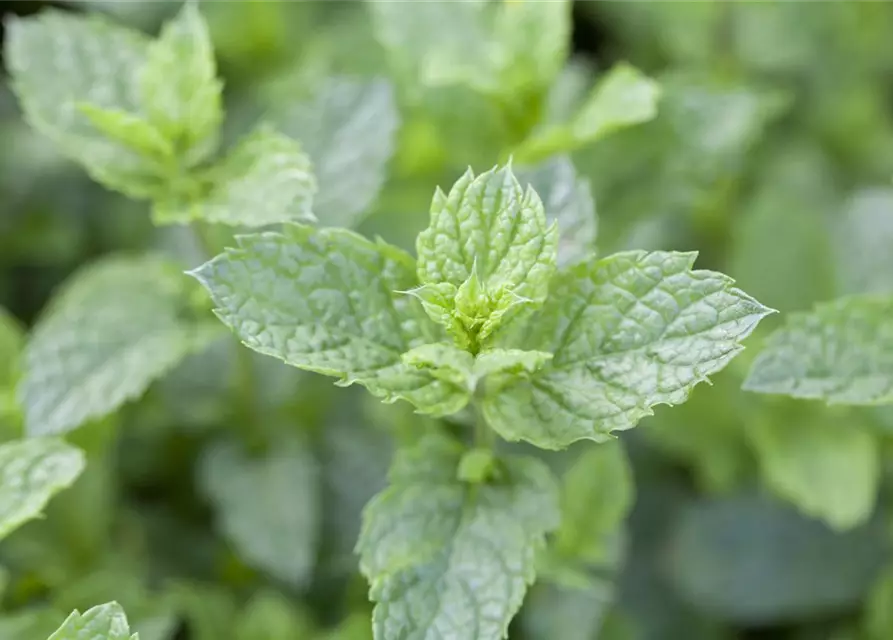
{"left": 2, "top": 1, "right": 893, "bottom": 639}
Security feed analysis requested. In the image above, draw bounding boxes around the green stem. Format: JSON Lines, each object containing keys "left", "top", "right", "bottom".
{"left": 473, "top": 399, "right": 495, "bottom": 450}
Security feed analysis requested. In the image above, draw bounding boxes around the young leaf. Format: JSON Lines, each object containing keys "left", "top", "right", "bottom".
{"left": 515, "top": 156, "right": 597, "bottom": 266}
{"left": 139, "top": 1, "right": 222, "bottom": 165}
{"left": 483, "top": 251, "right": 773, "bottom": 449}
{"left": 743, "top": 296, "right": 893, "bottom": 404}
{"left": 19, "top": 254, "right": 216, "bottom": 436}
{"left": 357, "top": 434, "right": 560, "bottom": 640}
{"left": 77, "top": 104, "right": 174, "bottom": 166}
{"left": 274, "top": 77, "right": 399, "bottom": 228}
{"left": 748, "top": 413, "right": 878, "bottom": 530}
{"left": 154, "top": 124, "right": 316, "bottom": 226}
{"left": 48, "top": 602, "right": 137, "bottom": 640}
{"left": 4, "top": 11, "right": 164, "bottom": 198}
{"left": 0, "top": 438, "right": 85, "bottom": 541}
{"left": 198, "top": 436, "right": 320, "bottom": 587}
{"left": 414, "top": 165, "right": 558, "bottom": 347}
{"left": 515, "top": 63, "right": 660, "bottom": 163}
{"left": 191, "top": 225, "right": 467, "bottom": 416}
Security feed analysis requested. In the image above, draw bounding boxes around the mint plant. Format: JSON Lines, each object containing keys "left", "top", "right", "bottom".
{"left": 192, "top": 162, "right": 772, "bottom": 637}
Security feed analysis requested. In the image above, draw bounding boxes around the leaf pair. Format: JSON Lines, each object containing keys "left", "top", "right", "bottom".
{"left": 194, "top": 163, "right": 773, "bottom": 450}
{"left": 5, "top": 5, "right": 315, "bottom": 228}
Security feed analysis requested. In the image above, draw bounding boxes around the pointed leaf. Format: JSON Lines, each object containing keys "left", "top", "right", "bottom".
{"left": 743, "top": 296, "right": 893, "bottom": 405}
{"left": 483, "top": 251, "right": 773, "bottom": 449}
{"left": 493, "top": 0, "right": 571, "bottom": 94}
{"left": 139, "top": 1, "right": 222, "bottom": 164}
{"left": 5, "top": 11, "right": 164, "bottom": 198}
{"left": 199, "top": 436, "right": 319, "bottom": 587}
{"left": 19, "top": 255, "right": 216, "bottom": 436}
{"left": 357, "top": 434, "right": 560, "bottom": 640}
{"left": 77, "top": 104, "right": 174, "bottom": 164}
{"left": 515, "top": 156, "right": 597, "bottom": 267}
{"left": 48, "top": 602, "right": 137, "bottom": 640}
{"left": 191, "top": 225, "right": 467, "bottom": 416}
{"left": 0, "top": 437, "right": 84, "bottom": 541}
{"left": 0, "top": 307, "right": 24, "bottom": 390}
{"left": 275, "top": 77, "right": 398, "bottom": 228}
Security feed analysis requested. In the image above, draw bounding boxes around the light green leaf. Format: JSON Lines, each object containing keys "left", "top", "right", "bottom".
{"left": 516, "top": 63, "right": 660, "bottom": 163}
{"left": 834, "top": 189, "right": 893, "bottom": 296}
{"left": 274, "top": 77, "right": 399, "bottom": 228}
{"left": 493, "top": 0, "right": 571, "bottom": 94}
{"left": 0, "top": 437, "right": 84, "bottom": 541}
{"left": 190, "top": 225, "right": 466, "bottom": 416}
{"left": 77, "top": 104, "right": 174, "bottom": 165}
{"left": 748, "top": 411, "right": 879, "bottom": 530}
{"left": 483, "top": 251, "right": 773, "bottom": 449}
{"left": 573, "top": 63, "right": 661, "bottom": 143}
{"left": 5, "top": 11, "right": 164, "bottom": 198}
{"left": 198, "top": 436, "right": 319, "bottom": 587}
{"left": 155, "top": 124, "right": 317, "bottom": 226}
{"left": 139, "top": 1, "right": 222, "bottom": 165}
{"left": 49, "top": 602, "right": 137, "bottom": 640}
{"left": 865, "top": 565, "right": 893, "bottom": 640}
{"left": 515, "top": 156, "right": 597, "bottom": 267}
{"left": 415, "top": 165, "right": 558, "bottom": 346}
{"left": 19, "top": 254, "right": 216, "bottom": 436}
{"left": 357, "top": 434, "right": 560, "bottom": 640}
{"left": 368, "top": 0, "right": 493, "bottom": 94}
{"left": 743, "top": 296, "right": 893, "bottom": 404}
{"left": 554, "top": 441, "right": 634, "bottom": 564}
{"left": 402, "top": 343, "right": 552, "bottom": 402}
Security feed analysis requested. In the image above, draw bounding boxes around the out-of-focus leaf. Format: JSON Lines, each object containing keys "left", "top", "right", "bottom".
{"left": 19, "top": 255, "right": 217, "bottom": 436}
{"left": 748, "top": 406, "right": 879, "bottom": 530}
{"left": 199, "top": 435, "right": 319, "bottom": 588}
{"left": 667, "top": 493, "right": 888, "bottom": 624}
{"left": 744, "top": 296, "right": 893, "bottom": 405}
{"left": 234, "top": 590, "right": 315, "bottom": 640}
{"left": 4, "top": 11, "right": 166, "bottom": 199}
{"left": 273, "top": 77, "right": 399, "bottom": 228}
{"left": 834, "top": 188, "right": 893, "bottom": 296}
{"left": 0, "top": 438, "right": 84, "bottom": 541}
{"left": 515, "top": 156, "right": 597, "bottom": 266}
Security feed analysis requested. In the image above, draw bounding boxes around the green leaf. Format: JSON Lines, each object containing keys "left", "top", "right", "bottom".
{"left": 516, "top": 63, "right": 660, "bottom": 163}
{"left": 834, "top": 188, "right": 893, "bottom": 296}
{"left": 748, "top": 409, "right": 879, "bottom": 530}
{"left": 274, "top": 77, "right": 399, "bottom": 228}
{"left": 368, "top": 0, "right": 493, "bottom": 93}
{"left": 48, "top": 602, "right": 137, "bottom": 640}
{"left": 493, "top": 0, "right": 571, "bottom": 95}
{"left": 515, "top": 156, "right": 597, "bottom": 267}
{"left": 198, "top": 436, "right": 319, "bottom": 587}
{"left": 155, "top": 124, "right": 317, "bottom": 226}
{"left": 865, "top": 565, "right": 893, "bottom": 640}
{"left": 743, "top": 295, "right": 893, "bottom": 404}
{"left": 414, "top": 165, "right": 558, "bottom": 346}
{"left": 4, "top": 11, "right": 165, "bottom": 198}
{"left": 357, "top": 434, "right": 560, "bottom": 640}
{"left": 139, "top": 1, "right": 222, "bottom": 165}
{"left": 483, "top": 251, "right": 773, "bottom": 449}
{"left": 554, "top": 441, "right": 634, "bottom": 564}
{"left": 19, "top": 254, "right": 216, "bottom": 436}
{"left": 0, "top": 437, "right": 84, "bottom": 541}
{"left": 667, "top": 493, "right": 887, "bottom": 624}
{"left": 191, "top": 225, "right": 467, "bottom": 416}
{"left": 77, "top": 104, "right": 174, "bottom": 166}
